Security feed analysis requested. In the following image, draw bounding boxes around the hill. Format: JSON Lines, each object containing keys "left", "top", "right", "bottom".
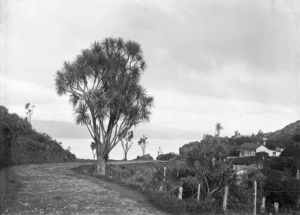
{"left": 265, "top": 120, "right": 300, "bottom": 149}
{"left": 0, "top": 106, "right": 76, "bottom": 169}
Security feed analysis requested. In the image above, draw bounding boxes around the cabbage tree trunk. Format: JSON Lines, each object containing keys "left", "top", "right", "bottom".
{"left": 96, "top": 155, "right": 106, "bottom": 176}
{"left": 95, "top": 140, "right": 106, "bottom": 176}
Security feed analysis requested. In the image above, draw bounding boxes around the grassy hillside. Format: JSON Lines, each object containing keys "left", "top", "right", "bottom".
{"left": 0, "top": 105, "right": 76, "bottom": 168}
{"left": 265, "top": 120, "right": 300, "bottom": 149}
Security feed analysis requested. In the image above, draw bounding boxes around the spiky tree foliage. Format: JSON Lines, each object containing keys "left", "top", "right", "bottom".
{"left": 186, "top": 135, "right": 235, "bottom": 206}
{"left": 234, "top": 130, "right": 240, "bottom": 137}
{"left": 120, "top": 130, "right": 134, "bottom": 161}
{"left": 215, "top": 122, "right": 223, "bottom": 137}
{"left": 25, "top": 102, "right": 34, "bottom": 124}
{"left": 138, "top": 135, "right": 148, "bottom": 156}
{"left": 55, "top": 38, "right": 154, "bottom": 175}
{"left": 90, "top": 141, "right": 96, "bottom": 160}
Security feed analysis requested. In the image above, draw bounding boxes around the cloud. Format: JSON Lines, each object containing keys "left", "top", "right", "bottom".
{"left": 2, "top": 0, "right": 300, "bottom": 140}
{"left": 120, "top": 0, "right": 300, "bottom": 106}
{"left": 0, "top": 74, "right": 79, "bottom": 123}
{"left": 0, "top": 74, "right": 59, "bottom": 105}
{"left": 142, "top": 86, "right": 299, "bottom": 136}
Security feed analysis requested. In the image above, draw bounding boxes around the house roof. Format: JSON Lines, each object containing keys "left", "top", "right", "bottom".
{"left": 236, "top": 143, "right": 261, "bottom": 151}
{"left": 275, "top": 147, "right": 284, "bottom": 152}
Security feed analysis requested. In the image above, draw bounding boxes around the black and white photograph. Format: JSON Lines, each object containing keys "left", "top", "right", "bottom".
{"left": 0, "top": 0, "right": 300, "bottom": 214}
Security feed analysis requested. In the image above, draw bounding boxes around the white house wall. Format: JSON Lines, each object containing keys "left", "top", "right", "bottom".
{"left": 256, "top": 145, "right": 281, "bottom": 156}
{"left": 239, "top": 151, "right": 255, "bottom": 157}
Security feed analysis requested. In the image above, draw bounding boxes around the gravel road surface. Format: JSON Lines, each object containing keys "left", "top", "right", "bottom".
{"left": 3, "top": 162, "right": 168, "bottom": 215}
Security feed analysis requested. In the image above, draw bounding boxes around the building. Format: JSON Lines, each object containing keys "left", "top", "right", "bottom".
{"left": 236, "top": 143, "right": 282, "bottom": 157}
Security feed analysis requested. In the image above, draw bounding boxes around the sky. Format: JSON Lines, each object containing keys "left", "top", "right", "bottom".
{"left": 1, "top": 0, "right": 300, "bottom": 140}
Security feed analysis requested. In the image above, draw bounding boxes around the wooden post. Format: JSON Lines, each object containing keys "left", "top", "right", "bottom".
{"left": 159, "top": 167, "right": 167, "bottom": 192}
{"left": 197, "top": 184, "right": 201, "bottom": 201}
{"left": 260, "top": 196, "right": 266, "bottom": 213}
{"left": 222, "top": 186, "right": 228, "bottom": 213}
{"left": 274, "top": 202, "right": 279, "bottom": 213}
{"left": 253, "top": 181, "right": 257, "bottom": 215}
{"left": 178, "top": 187, "right": 183, "bottom": 199}
{"left": 159, "top": 183, "right": 164, "bottom": 192}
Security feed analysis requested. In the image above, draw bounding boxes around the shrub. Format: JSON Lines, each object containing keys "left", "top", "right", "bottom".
{"left": 179, "top": 176, "right": 199, "bottom": 199}
{"left": 255, "top": 152, "right": 269, "bottom": 160}
{"left": 262, "top": 168, "right": 300, "bottom": 209}
{"left": 156, "top": 152, "right": 178, "bottom": 161}
{"left": 134, "top": 154, "right": 154, "bottom": 161}
{"left": 228, "top": 156, "right": 257, "bottom": 166}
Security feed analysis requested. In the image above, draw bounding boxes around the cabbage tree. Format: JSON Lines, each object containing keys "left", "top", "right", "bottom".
{"left": 55, "top": 38, "right": 154, "bottom": 175}
{"left": 120, "top": 130, "right": 134, "bottom": 161}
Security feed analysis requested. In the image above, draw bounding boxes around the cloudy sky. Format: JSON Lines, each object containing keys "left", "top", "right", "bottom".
{"left": 1, "top": 0, "right": 300, "bottom": 139}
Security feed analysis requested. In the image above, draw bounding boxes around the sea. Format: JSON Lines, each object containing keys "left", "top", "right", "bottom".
{"left": 55, "top": 138, "right": 194, "bottom": 160}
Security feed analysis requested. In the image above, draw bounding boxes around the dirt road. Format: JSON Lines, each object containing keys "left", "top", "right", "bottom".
{"left": 3, "top": 163, "right": 169, "bottom": 215}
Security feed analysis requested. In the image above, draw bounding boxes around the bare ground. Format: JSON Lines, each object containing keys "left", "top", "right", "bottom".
{"left": 2, "top": 162, "right": 169, "bottom": 215}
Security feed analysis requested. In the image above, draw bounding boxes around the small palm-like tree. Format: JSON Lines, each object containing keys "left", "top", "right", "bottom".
{"left": 25, "top": 102, "right": 34, "bottom": 124}
{"left": 138, "top": 135, "right": 148, "bottom": 156}
{"left": 234, "top": 130, "right": 240, "bottom": 138}
{"left": 90, "top": 141, "right": 96, "bottom": 160}
{"left": 215, "top": 122, "right": 223, "bottom": 137}
{"left": 120, "top": 130, "right": 134, "bottom": 161}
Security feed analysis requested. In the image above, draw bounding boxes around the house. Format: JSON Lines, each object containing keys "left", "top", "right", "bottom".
{"left": 236, "top": 143, "right": 282, "bottom": 157}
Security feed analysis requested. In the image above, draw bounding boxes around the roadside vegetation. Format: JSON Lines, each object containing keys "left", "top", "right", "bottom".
{"left": 75, "top": 131, "right": 300, "bottom": 214}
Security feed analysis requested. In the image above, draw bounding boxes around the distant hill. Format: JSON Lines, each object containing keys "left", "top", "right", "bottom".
{"left": 0, "top": 106, "right": 76, "bottom": 169}
{"left": 32, "top": 120, "right": 91, "bottom": 138}
{"left": 32, "top": 120, "right": 202, "bottom": 139}
{"left": 265, "top": 120, "right": 300, "bottom": 149}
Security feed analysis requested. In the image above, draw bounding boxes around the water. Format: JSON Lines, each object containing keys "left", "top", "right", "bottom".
{"left": 55, "top": 138, "right": 194, "bottom": 160}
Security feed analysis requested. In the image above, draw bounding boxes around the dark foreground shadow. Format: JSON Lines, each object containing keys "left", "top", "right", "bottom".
{"left": 0, "top": 168, "right": 20, "bottom": 214}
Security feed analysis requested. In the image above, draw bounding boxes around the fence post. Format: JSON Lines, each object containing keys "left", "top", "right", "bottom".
{"left": 178, "top": 187, "right": 183, "bottom": 199}
{"left": 260, "top": 196, "right": 266, "bottom": 213}
{"left": 274, "top": 202, "right": 279, "bottom": 213}
{"left": 253, "top": 181, "right": 257, "bottom": 215}
{"left": 163, "top": 167, "right": 166, "bottom": 181}
{"left": 222, "top": 186, "right": 228, "bottom": 214}
{"left": 197, "top": 184, "right": 201, "bottom": 201}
